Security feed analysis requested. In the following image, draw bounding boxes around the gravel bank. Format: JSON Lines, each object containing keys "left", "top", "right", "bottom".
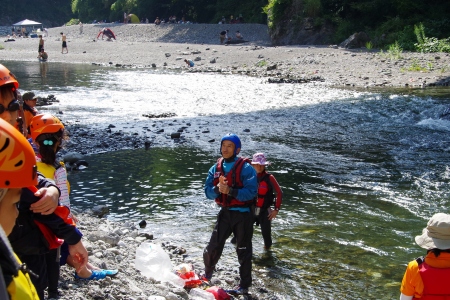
{"left": 2, "top": 24, "right": 450, "bottom": 88}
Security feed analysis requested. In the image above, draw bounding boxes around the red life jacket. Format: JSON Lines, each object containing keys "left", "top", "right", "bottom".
{"left": 256, "top": 173, "right": 274, "bottom": 209}
{"left": 28, "top": 186, "right": 75, "bottom": 250}
{"left": 213, "top": 157, "right": 254, "bottom": 208}
{"left": 416, "top": 257, "right": 450, "bottom": 299}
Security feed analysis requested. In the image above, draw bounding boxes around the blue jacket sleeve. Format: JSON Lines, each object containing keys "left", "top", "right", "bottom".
{"left": 204, "top": 164, "right": 220, "bottom": 200}
{"left": 235, "top": 162, "right": 257, "bottom": 201}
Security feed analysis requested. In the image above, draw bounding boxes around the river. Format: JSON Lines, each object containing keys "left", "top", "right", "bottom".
{"left": 3, "top": 60, "right": 450, "bottom": 299}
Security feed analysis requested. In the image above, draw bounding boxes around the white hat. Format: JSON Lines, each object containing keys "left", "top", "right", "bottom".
{"left": 415, "top": 213, "right": 450, "bottom": 250}
{"left": 251, "top": 153, "right": 270, "bottom": 166}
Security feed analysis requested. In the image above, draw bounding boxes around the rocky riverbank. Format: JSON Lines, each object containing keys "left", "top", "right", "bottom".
{"left": 1, "top": 23, "right": 450, "bottom": 88}
{"left": 56, "top": 211, "right": 280, "bottom": 300}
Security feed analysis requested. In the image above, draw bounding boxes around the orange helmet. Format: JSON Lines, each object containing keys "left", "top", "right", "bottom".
{"left": 0, "top": 118, "right": 37, "bottom": 188}
{"left": 0, "top": 64, "right": 19, "bottom": 89}
{"left": 30, "top": 114, "right": 64, "bottom": 141}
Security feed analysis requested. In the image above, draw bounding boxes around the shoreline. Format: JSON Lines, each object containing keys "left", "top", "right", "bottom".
{"left": 1, "top": 24, "right": 450, "bottom": 88}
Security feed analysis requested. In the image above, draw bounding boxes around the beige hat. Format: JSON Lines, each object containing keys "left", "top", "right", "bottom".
{"left": 415, "top": 213, "right": 450, "bottom": 250}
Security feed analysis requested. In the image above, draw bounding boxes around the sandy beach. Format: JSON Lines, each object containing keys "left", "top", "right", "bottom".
{"left": 2, "top": 23, "right": 450, "bottom": 88}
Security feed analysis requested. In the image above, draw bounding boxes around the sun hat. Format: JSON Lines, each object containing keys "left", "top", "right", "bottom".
{"left": 415, "top": 213, "right": 450, "bottom": 250}
{"left": 251, "top": 153, "right": 270, "bottom": 166}
{"left": 22, "top": 91, "right": 35, "bottom": 101}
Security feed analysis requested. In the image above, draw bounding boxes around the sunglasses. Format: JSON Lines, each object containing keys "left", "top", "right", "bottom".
{"left": 0, "top": 100, "right": 20, "bottom": 114}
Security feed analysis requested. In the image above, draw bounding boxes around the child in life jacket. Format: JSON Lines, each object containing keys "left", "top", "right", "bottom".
{"left": 400, "top": 213, "right": 450, "bottom": 299}
{"left": 1, "top": 63, "right": 88, "bottom": 300}
{"left": 0, "top": 118, "right": 40, "bottom": 300}
{"left": 29, "top": 114, "right": 118, "bottom": 288}
{"left": 251, "top": 153, "right": 282, "bottom": 250}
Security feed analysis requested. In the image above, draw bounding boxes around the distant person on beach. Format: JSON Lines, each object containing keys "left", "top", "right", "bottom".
{"left": 43, "top": 28, "right": 48, "bottom": 37}
{"left": 236, "top": 31, "right": 243, "bottom": 39}
{"left": 79, "top": 22, "right": 83, "bottom": 34}
{"left": 38, "top": 49, "right": 48, "bottom": 62}
{"left": 400, "top": 213, "right": 450, "bottom": 299}
{"left": 184, "top": 59, "right": 194, "bottom": 67}
{"left": 203, "top": 133, "right": 257, "bottom": 295}
{"left": 154, "top": 17, "right": 161, "bottom": 25}
{"left": 219, "top": 30, "right": 227, "bottom": 44}
{"left": 60, "top": 32, "right": 68, "bottom": 53}
{"left": 38, "top": 35, "right": 44, "bottom": 54}
{"left": 124, "top": 12, "right": 127, "bottom": 23}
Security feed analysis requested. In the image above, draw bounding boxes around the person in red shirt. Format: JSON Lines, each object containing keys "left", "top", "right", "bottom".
{"left": 400, "top": 213, "right": 450, "bottom": 299}
{"left": 251, "top": 153, "right": 282, "bottom": 250}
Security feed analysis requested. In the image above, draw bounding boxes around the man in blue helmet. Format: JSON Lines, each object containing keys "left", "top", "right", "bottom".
{"left": 203, "top": 133, "right": 257, "bottom": 295}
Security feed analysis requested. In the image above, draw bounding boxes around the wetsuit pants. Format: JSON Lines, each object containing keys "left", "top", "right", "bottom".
{"left": 203, "top": 209, "right": 253, "bottom": 288}
{"left": 20, "top": 254, "right": 47, "bottom": 300}
{"left": 45, "top": 248, "right": 60, "bottom": 298}
{"left": 256, "top": 208, "right": 272, "bottom": 249}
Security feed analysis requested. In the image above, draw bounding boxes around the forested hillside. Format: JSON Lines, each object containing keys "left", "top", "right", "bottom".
{"left": 1, "top": 0, "right": 449, "bottom": 49}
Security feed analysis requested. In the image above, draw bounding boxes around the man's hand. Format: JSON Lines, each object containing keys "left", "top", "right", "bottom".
{"left": 218, "top": 175, "right": 230, "bottom": 194}
{"left": 30, "top": 186, "right": 59, "bottom": 215}
{"left": 68, "top": 241, "right": 89, "bottom": 273}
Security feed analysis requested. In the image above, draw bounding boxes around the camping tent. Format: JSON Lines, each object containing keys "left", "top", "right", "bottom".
{"left": 128, "top": 14, "right": 140, "bottom": 23}
{"left": 13, "top": 19, "right": 42, "bottom": 26}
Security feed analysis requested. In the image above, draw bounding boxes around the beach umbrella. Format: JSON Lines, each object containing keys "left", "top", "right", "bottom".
{"left": 13, "top": 19, "right": 42, "bottom": 26}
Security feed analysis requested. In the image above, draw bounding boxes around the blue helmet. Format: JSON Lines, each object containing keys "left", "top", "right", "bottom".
{"left": 221, "top": 133, "right": 241, "bottom": 156}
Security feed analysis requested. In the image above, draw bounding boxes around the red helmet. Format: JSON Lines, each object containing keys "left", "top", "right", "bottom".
{"left": 30, "top": 114, "right": 64, "bottom": 141}
{"left": 0, "top": 64, "right": 19, "bottom": 89}
{"left": 0, "top": 118, "right": 37, "bottom": 188}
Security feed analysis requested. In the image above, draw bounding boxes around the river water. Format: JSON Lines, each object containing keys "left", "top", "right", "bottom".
{"left": 4, "top": 61, "right": 450, "bottom": 299}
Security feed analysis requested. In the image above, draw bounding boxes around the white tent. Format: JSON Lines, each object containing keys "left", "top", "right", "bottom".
{"left": 13, "top": 19, "right": 42, "bottom": 26}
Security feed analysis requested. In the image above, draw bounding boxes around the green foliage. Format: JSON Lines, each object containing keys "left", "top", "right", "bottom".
{"left": 264, "top": 0, "right": 292, "bottom": 29}
{"left": 304, "top": 0, "right": 321, "bottom": 18}
{"left": 66, "top": 18, "right": 80, "bottom": 26}
{"left": 387, "top": 41, "right": 403, "bottom": 59}
{"left": 365, "top": 41, "right": 372, "bottom": 50}
{"left": 414, "top": 23, "right": 450, "bottom": 53}
{"left": 256, "top": 60, "right": 267, "bottom": 67}
{"left": 405, "top": 58, "right": 427, "bottom": 72}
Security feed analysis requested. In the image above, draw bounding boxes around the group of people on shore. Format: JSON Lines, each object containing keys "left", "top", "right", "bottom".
{"left": 219, "top": 29, "right": 243, "bottom": 44}
{"left": 0, "top": 64, "right": 117, "bottom": 299}
{"left": 35, "top": 32, "right": 68, "bottom": 62}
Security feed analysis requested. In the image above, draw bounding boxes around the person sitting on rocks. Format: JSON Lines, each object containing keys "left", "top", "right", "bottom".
{"left": 219, "top": 30, "right": 227, "bottom": 44}
{"left": 236, "top": 31, "right": 243, "bottom": 39}
{"left": 184, "top": 59, "right": 195, "bottom": 67}
{"left": 155, "top": 17, "right": 161, "bottom": 25}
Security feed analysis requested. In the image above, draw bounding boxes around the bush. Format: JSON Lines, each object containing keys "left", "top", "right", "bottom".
{"left": 66, "top": 18, "right": 80, "bottom": 26}
{"left": 414, "top": 23, "right": 450, "bottom": 53}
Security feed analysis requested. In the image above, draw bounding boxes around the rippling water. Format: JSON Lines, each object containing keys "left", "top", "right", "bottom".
{"left": 4, "top": 61, "right": 450, "bottom": 299}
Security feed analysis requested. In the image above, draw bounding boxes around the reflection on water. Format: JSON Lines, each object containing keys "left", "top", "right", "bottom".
{"left": 4, "top": 61, "right": 450, "bottom": 299}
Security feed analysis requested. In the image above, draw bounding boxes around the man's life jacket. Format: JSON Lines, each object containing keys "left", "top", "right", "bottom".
{"left": 0, "top": 226, "right": 39, "bottom": 300}
{"left": 415, "top": 256, "right": 450, "bottom": 299}
{"left": 255, "top": 173, "right": 275, "bottom": 209}
{"left": 213, "top": 157, "right": 255, "bottom": 208}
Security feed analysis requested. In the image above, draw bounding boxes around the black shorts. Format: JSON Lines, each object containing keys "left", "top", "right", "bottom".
{"left": 38, "top": 45, "right": 43, "bottom": 52}
{"left": 62, "top": 41, "right": 67, "bottom": 48}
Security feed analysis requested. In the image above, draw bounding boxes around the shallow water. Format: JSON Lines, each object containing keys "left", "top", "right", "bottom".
{"left": 4, "top": 61, "right": 450, "bottom": 299}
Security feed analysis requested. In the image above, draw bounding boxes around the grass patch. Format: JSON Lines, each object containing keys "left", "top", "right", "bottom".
{"left": 387, "top": 41, "right": 403, "bottom": 59}
{"left": 256, "top": 60, "right": 267, "bottom": 67}
{"left": 0, "top": 44, "right": 4, "bottom": 50}
{"left": 365, "top": 41, "right": 373, "bottom": 50}
{"left": 404, "top": 59, "right": 428, "bottom": 72}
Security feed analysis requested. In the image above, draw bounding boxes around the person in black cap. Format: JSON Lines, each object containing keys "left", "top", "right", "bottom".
{"left": 22, "top": 92, "right": 39, "bottom": 138}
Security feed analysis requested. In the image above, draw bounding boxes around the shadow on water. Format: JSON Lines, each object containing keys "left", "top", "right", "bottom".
{"left": 4, "top": 60, "right": 450, "bottom": 299}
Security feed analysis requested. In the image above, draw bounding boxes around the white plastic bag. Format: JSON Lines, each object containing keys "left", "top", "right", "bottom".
{"left": 135, "top": 242, "right": 184, "bottom": 287}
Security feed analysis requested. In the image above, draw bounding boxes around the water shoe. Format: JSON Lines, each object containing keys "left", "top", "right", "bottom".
{"left": 74, "top": 269, "right": 118, "bottom": 280}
